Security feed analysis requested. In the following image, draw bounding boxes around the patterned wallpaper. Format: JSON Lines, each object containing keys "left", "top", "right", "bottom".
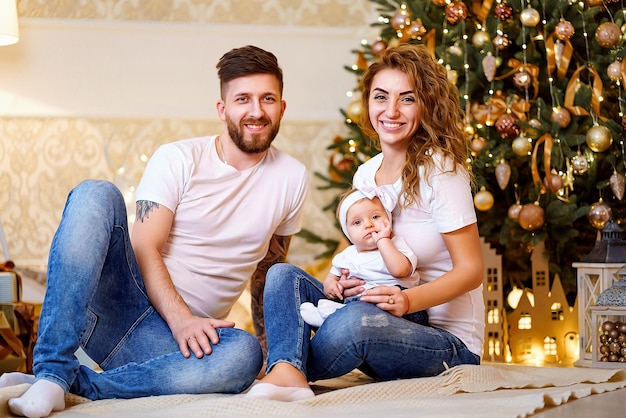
{"left": 17, "top": 0, "right": 372, "bottom": 27}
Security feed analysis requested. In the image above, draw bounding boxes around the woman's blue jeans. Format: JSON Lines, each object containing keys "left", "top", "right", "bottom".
{"left": 34, "top": 180, "right": 263, "bottom": 400}
{"left": 264, "top": 263, "right": 479, "bottom": 381}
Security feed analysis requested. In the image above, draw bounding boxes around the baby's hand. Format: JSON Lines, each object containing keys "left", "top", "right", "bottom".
{"left": 323, "top": 276, "right": 345, "bottom": 300}
{"left": 372, "top": 218, "right": 392, "bottom": 244}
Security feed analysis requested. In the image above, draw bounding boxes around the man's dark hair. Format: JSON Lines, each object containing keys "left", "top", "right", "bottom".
{"left": 216, "top": 45, "right": 283, "bottom": 97}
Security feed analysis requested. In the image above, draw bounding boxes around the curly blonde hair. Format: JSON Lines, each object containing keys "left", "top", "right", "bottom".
{"left": 357, "top": 43, "right": 471, "bottom": 207}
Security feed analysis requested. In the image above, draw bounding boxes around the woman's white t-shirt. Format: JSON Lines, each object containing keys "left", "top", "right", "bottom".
{"left": 353, "top": 152, "right": 484, "bottom": 357}
{"left": 136, "top": 135, "right": 308, "bottom": 320}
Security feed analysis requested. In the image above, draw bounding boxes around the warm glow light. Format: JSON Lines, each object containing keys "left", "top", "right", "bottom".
{"left": 507, "top": 287, "right": 535, "bottom": 309}
{"left": 0, "top": 0, "right": 19, "bottom": 46}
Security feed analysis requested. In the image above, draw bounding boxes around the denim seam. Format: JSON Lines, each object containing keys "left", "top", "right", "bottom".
{"left": 99, "top": 306, "right": 155, "bottom": 368}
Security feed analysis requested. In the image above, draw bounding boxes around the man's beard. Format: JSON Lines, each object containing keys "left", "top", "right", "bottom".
{"left": 226, "top": 115, "right": 280, "bottom": 154}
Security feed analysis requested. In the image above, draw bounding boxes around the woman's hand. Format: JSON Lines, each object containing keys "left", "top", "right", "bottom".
{"left": 172, "top": 316, "right": 235, "bottom": 359}
{"left": 338, "top": 268, "right": 366, "bottom": 298}
{"left": 359, "top": 285, "right": 407, "bottom": 317}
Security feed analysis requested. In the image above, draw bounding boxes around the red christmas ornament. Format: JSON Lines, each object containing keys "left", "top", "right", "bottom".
{"left": 445, "top": 1, "right": 470, "bottom": 25}
{"left": 495, "top": 2, "right": 513, "bottom": 21}
{"left": 495, "top": 114, "right": 520, "bottom": 139}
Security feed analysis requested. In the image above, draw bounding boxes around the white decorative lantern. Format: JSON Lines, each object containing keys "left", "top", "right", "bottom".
{"left": 573, "top": 220, "right": 626, "bottom": 366}
{"left": 573, "top": 262, "right": 623, "bottom": 365}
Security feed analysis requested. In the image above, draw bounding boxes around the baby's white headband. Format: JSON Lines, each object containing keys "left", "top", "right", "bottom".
{"left": 339, "top": 185, "right": 398, "bottom": 243}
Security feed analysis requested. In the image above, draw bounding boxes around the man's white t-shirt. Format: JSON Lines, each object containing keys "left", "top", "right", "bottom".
{"left": 353, "top": 152, "right": 485, "bottom": 358}
{"left": 135, "top": 135, "right": 308, "bottom": 320}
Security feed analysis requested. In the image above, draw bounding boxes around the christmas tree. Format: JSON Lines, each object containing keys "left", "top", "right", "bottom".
{"left": 303, "top": 0, "right": 626, "bottom": 303}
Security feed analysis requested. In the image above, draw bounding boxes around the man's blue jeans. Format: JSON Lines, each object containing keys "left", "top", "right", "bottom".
{"left": 34, "top": 180, "right": 262, "bottom": 400}
{"left": 264, "top": 263, "right": 479, "bottom": 381}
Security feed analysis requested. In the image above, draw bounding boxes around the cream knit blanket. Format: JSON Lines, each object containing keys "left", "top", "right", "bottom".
{"left": 1, "top": 363, "right": 624, "bottom": 417}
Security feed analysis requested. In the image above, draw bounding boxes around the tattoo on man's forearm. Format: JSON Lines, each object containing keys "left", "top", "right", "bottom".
{"left": 136, "top": 200, "right": 160, "bottom": 223}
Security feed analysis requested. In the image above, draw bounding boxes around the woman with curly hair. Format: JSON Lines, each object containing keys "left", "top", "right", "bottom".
{"left": 247, "top": 44, "right": 484, "bottom": 401}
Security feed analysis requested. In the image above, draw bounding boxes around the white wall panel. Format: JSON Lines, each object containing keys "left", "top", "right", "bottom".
{"left": 0, "top": 19, "right": 375, "bottom": 120}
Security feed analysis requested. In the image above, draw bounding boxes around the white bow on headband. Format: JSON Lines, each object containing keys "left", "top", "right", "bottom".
{"left": 352, "top": 177, "right": 399, "bottom": 213}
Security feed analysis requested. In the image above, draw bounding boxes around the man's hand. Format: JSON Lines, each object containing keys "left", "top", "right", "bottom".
{"left": 173, "top": 316, "right": 235, "bottom": 359}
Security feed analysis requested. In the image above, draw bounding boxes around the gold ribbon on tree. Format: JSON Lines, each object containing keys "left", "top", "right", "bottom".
{"left": 531, "top": 133, "right": 554, "bottom": 194}
{"left": 472, "top": 0, "right": 494, "bottom": 22}
{"left": 545, "top": 33, "right": 573, "bottom": 79}
{"left": 531, "top": 133, "right": 569, "bottom": 201}
{"left": 564, "top": 65, "right": 605, "bottom": 120}
{"left": 470, "top": 94, "right": 529, "bottom": 125}
{"left": 495, "top": 58, "right": 540, "bottom": 99}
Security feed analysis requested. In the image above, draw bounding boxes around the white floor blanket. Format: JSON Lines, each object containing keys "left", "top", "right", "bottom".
{"left": 1, "top": 363, "right": 624, "bottom": 417}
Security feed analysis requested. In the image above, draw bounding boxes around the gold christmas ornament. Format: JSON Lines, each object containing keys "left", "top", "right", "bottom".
{"left": 551, "top": 106, "right": 571, "bottom": 128}
{"left": 474, "top": 187, "right": 494, "bottom": 211}
{"left": 495, "top": 160, "right": 511, "bottom": 190}
{"left": 586, "top": 125, "right": 613, "bottom": 152}
{"left": 572, "top": 152, "right": 589, "bottom": 174}
{"left": 588, "top": 199, "right": 612, "bottom": 229}
{"left": 513, "top": 70, "right": 532, "bottom": 89}
{"left": 407, "top": 19, "right": 427, "bottom": 39}
{"left": 391, "top": 8, "right": 411, "bottom": 30}
{"left": 525, "top": 118, "right": 543, "bottom": 138}
{"left": 610, "top": 171, "right": 625, "bottom": 200}
{"left": 596, "top": 22, "right": 621, "bottom": 48}
{"left": 508, "top": 203, "right": 523, "bottom": 219}
{"left": 543, "top": 171, "right": 564, "bottom": 192}
{"left": 555, "top": 20, "right": 575, "bottom": 41}
{"left": 518, "top": 203, "right": 545, "bottom": 231}
{"left": 463, "top": 124, "right": 475, "bottom": 138}
{"left": 346, "top": 99, "right": 363, "bottom": 121}
{"left": 432, "top": 0, "right": 447, "bottom": 6}
{"left": 512, "top": 135, "right": 533, "bottom": 156}
{"left": 469, "top": 137, "right": 487, "bottom": 155}
{"left": 472, "top": 30, "right": 490, "bottom": 47}
{"left": 482, "top": 53, "right": 497, "bottom": 82}
{"left": 493, "top": 34, "right": 510, "bottom": 50}
{"left": 607, "top": 61, "right": 622, "bottom": 82}
{"left": 448, "top": 44, "right": 463, "bottom": 56}
{"left": 447, "top": 66, "right": 459, "bottom": 84}
{"left": 520, "top": 7, "right": 540, "bottom": 27}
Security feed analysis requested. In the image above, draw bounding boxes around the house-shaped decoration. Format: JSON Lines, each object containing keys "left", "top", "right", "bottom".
{"left": 480, "top": 237, "right": 506, "bottom": 362}
{"left": 506, "top": 242, "right": 579, "bottom": 365}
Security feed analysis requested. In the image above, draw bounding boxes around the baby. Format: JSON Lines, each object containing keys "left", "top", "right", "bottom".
{"left": 300, "top": 188, "right": 428, "bottom": 326}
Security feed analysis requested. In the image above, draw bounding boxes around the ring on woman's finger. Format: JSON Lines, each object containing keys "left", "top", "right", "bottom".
{"left": 388, "top": 297, "right": 394, "bottom": 304}
{"left": 187, "top": 336, "right": 196, "bottom": 341}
